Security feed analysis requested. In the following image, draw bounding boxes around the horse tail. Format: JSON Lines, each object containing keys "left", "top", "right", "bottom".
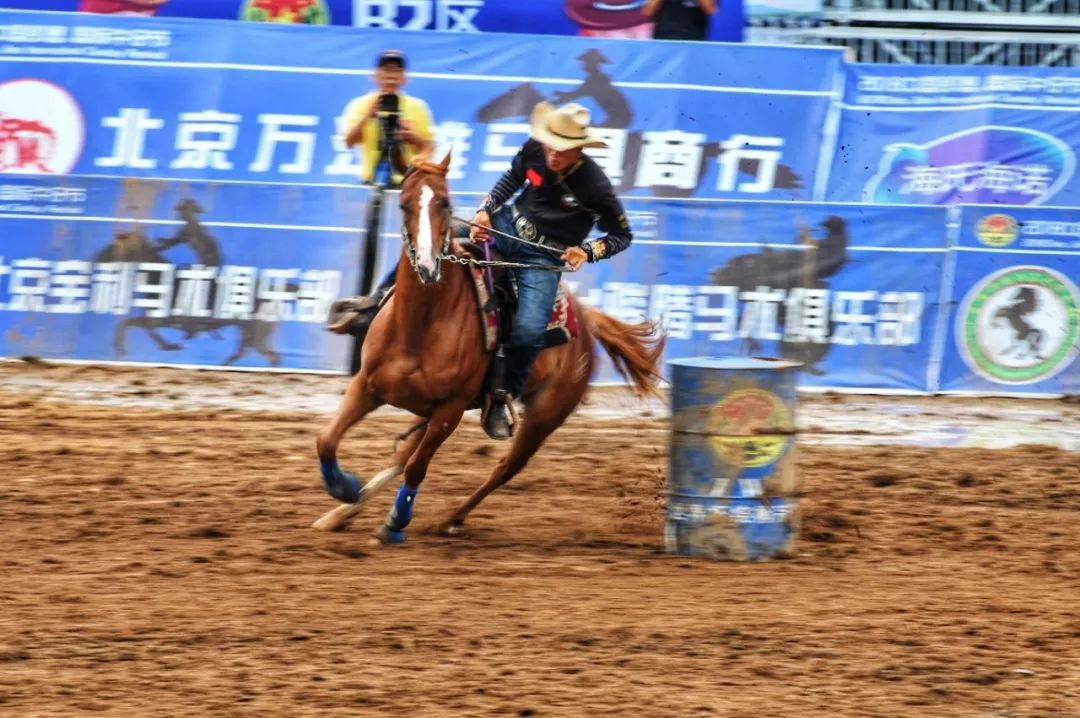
{"left": 584, "top": 305, "right": 666, "bottom": 399}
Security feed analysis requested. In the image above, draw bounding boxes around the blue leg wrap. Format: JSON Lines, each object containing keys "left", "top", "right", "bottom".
{"left": 383, "top": 483, "right": 418, "bottom": 543}
{"left": 320, "top": 458, "right": 361, "bottom": 503}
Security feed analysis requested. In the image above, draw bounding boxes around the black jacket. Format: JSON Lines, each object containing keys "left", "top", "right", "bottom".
{"left": 482, "top": 139, "right": 632, "bottom": 261}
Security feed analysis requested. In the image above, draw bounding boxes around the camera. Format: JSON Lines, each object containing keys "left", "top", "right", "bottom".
{"left": 377, "top": 92, "right": 400, "bottom": 146}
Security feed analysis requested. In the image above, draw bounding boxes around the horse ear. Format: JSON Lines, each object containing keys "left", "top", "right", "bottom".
{"left": 439, "top": 147, "right": 453, "bottom": 171}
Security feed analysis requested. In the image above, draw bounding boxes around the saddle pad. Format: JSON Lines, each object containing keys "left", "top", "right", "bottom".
{"left": 468, "top": 267, "right": 578, "bottom": 352}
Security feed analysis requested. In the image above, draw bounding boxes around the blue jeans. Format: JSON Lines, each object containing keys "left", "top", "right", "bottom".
{"left": 490, "top": 207, "right": 562, "bottom": 397}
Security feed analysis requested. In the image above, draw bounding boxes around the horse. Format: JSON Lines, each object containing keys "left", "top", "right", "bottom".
{"left": 313, "top": 152, "right": 665, "bottom": 541}
{"left": 94, "top": 204, "right": 283, "bottom": 367}
{"left": 994, "top": 286, "right": 1044, "bottom": 360}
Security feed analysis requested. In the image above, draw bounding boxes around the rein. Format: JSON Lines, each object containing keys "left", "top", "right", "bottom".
{"left": 400, "top": 212, "right": 572, "bottom": 273}
{"left": 448, "top": 214, "right": 573, "bottom": 273}
{"left": 450, "top": 215, "right": 566, "bottom": 257}
{"left": 399, "top": 163, "right": 572, "bottom": 275}
{"left": 400, "top": 215, "right": 570, "bottom": 274}
{"left": 444, "top": 253, "right": 573, "bottom": 273}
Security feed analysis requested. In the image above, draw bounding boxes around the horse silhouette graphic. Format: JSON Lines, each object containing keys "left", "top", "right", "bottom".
{"left": 93, "top": 199, "right": 282, "bottom": 367}
{"left": 709, "top": 216, "right": 849, "bottom": 374}
{"left": 993, "top": 286, "right": 1045, "bottom": 360}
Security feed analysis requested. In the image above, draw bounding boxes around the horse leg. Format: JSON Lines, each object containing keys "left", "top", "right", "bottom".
{"left": 440, "top": 372, "right": 586, "bottom": 535}
{"left": 311, "top": 418, "right": 425, "bottom": 532}
{"left": 251, "top": 322, "right": 282, "bottom": 367}
{"left": 147, "top": 326, "right": 182, "bottom": 352}
{"left": 374, "top": 399, "right": 468, "bottom": 545}
{"left": 223, "top": 324, "right": 251, "bottom": 366}
{"left": 315, "top": 376, "right": 383, "bottom": 504}
{"left": 113, "top": 319, "right": 131, "bottom": 356}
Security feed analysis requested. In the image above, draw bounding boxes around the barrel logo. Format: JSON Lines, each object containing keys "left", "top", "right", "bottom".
{"left": 707, "top": 389, "right": 791, "bottom": 468}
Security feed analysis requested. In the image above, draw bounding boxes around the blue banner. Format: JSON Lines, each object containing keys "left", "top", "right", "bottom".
{"left": 353, "top": 0, "right": 744, "bottom": 42}
{"left": 826, "top": 64, "right": 1080, "bottom": 208}
{"left": 937, "top": 205, "right": 1080, "bottom": 395}
{"left": 0, "top": 10, "right": 840, "bottom": 200}
{"left": 0, "top": 175, "right": 366, "bottom": 370}
{"left": 382, "top": 194, "right": 949, "bottom": 391}
{"left": 0, "top": 1, "right": 744, "bottom": 38}
{"left": 0, "top": 1, "right": 351, "bottom": 24}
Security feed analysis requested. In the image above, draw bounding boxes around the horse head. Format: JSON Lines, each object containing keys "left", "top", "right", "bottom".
{"left": 399, "top": 151, "right": 453, "bottom": 285}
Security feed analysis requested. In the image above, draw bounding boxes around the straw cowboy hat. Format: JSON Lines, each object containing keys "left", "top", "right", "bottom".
{"left": 529, "top": 101, "right": 608, "bottom": 151}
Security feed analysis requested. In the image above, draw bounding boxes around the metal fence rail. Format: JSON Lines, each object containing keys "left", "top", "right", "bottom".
{"left": 748, "top": 0, "right": 1080, "bottom": 65}
{"left": 824, "top": 0, "right": 1080, "bottom": 14}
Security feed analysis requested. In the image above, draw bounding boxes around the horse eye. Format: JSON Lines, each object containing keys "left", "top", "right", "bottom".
{"left": 399, "top": 203, "right": 410, "bottom": 214}
{"left": 438, "top": 198, "right": 451, "bottom": 210}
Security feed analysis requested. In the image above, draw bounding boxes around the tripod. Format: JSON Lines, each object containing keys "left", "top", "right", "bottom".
{"left": 348, "top": 124, "right": 402, "bottom": 375}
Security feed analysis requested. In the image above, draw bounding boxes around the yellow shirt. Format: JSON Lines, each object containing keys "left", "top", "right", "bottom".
{"left": 342, "top": 92, "right": 434, "bottom": 185}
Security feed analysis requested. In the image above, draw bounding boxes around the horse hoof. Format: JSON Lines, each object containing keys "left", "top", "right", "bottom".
{"left": 438, "top": 521, "right": 465, "bottom": 537}
{"left": 372, "top": 525, "right": 407, "bottom": 545}
{"left": 323, "top": 470, "right": 362, "bottom": 504}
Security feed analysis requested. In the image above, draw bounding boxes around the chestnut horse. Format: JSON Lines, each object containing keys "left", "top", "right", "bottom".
{"left": 313, "top": 152, "right": 664, "bottom": 542}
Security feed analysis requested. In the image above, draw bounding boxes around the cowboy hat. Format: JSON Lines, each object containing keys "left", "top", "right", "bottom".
{"left": 529, "top": 101, "right": 608, "bottom": 151}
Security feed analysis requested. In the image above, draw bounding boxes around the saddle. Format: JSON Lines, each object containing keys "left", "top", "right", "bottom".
{"left": 457, "top": 241, "right": 578, "bottom": 352}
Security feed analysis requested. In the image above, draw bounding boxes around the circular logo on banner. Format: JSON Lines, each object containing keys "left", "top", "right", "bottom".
{"left": 0, "top": 79, "right": 84, "bottom": 175}
{"left": 958, "top": 266, "right": 1080, "bottom": 385}
{"left": 707, "top": 389, "right": 792, "bottom": 468}
{"left": 976, "top": 213, "right": 1019, "bottom": 248}
{"left": 240, "top": 0, "right": 330, "bottom": 24}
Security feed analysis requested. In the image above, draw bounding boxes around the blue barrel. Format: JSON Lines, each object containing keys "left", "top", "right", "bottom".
{"left": 666, "top": 357, "right": 802, "bottom": 561}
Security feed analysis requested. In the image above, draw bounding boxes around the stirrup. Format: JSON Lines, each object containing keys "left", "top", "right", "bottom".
{"left": 481, "top": 391, "right": 516, "bottom": 441}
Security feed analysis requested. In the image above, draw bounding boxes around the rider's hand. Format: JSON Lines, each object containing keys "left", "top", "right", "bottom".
{"left": 471, "top": 210, "right": 492, "bottom": 243}
{"left": 562, "top": 246, "right": 588, "bottom": 271}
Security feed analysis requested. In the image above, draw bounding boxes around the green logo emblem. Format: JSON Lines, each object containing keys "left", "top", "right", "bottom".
{"left": 958, "top": 266, "right": 1079, "bottom": 385}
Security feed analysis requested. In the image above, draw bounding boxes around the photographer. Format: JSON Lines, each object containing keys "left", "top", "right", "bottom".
{"left": 342, "top": 50, "right": 434, "bottom": 188}
{"left": 327, "top": 50, "right": 434, "bottom": 351}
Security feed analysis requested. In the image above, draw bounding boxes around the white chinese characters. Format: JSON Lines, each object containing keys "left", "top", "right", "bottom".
{"left": 569, "top": 281, "right": 925, "bottom": 347}
{"left": 0, "top": 257, "right": 340, "bottom": 323}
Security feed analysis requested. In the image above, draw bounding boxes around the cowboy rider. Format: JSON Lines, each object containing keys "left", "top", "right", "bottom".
{"left": 471, "top": 101, "right": 633, "bottom": 438}
{"left": 329, "top": 101, "right": 633, "bottom": 440}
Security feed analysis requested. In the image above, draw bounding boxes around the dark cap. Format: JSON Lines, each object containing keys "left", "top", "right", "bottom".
{"left": 376, "top": 49, "right": 406, "bottom": 69}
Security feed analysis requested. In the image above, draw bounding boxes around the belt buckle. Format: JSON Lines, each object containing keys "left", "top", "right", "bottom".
{"left": 514, "top": 213, "right": 540, "bottom": 243}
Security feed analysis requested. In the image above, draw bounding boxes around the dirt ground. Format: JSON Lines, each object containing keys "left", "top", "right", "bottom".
{"left": 1, "top": 361, "right": 1078, "bottom": 718}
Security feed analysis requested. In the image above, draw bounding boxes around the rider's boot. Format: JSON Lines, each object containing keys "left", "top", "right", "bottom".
{"left": 326, "top": 285, "right": 390, "bottom": 342}
{"left": 482, "top": 346, "right": 514, "bottom": 441}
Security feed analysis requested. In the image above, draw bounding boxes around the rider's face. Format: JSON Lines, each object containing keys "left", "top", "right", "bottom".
{"left": 542, "top": 145, "right": 583, "bottom": 175}
{"left": 375, "top": 65, "right": 406, "bottom": 94}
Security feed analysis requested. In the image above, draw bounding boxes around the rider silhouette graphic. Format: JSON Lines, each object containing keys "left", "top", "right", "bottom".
{"left": 476, "top": 48, "right": 805, "bottom": 197}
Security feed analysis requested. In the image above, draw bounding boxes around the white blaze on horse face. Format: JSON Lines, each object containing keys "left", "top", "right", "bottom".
{"left": 417, "top": 183, "right": 437, "bottom": 275}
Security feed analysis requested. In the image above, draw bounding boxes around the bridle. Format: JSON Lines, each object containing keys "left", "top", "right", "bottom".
{"left": 398, "top": 163, "right": 572, "bottom": 278}
{"left": 399, "top": 163, "right": 453, "bottom": 284}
